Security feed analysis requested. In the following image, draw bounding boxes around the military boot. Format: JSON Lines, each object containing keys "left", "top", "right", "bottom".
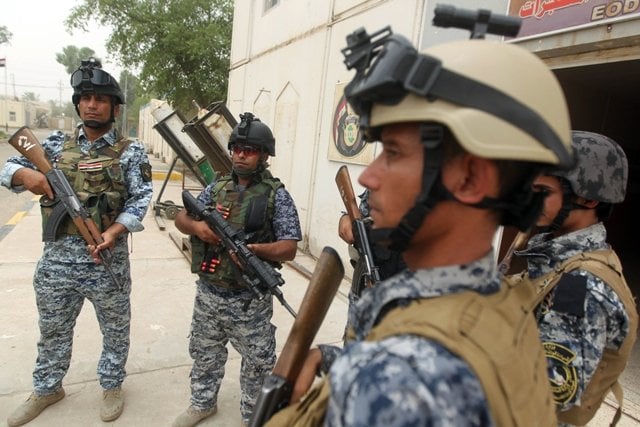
{"left": 172, "top": 405, "right": 218, "bottom": 427}
{"left": 7, "top": 388, "right": 65, "bottom": 427}
{"left": 100, "top": 387, "right": 124, "bottom": 422}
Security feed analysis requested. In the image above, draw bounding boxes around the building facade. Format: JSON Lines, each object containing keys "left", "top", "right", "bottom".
{"left": 226, "top": 0, "right": 639, "bottom": 282}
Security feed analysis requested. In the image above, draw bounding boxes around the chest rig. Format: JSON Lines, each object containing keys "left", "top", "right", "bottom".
{"left": 507, "top": 250, "right": 638, "bottom": 426}
{"left": 40, "top": 130, "right": 131, "bottom": 240}
{"left": 190, "top": 170, "right": 283, "bottom": 289}
{"left": 267, "top": 283, "right": 556, "bottom": 427}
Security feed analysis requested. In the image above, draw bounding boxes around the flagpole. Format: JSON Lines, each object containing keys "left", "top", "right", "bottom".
{"left": 4, "top": 58, "right": 7, "bottom": 132}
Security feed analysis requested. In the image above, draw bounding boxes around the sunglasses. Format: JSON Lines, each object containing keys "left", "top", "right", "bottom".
{"left": 70, "top": 68, "right": 114, "bottom": 87}
{"left": 230, "top": 145, "right": 262, "bottom": 156}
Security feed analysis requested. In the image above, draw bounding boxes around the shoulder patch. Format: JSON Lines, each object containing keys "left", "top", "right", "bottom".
{"left": 140, "top": 163, "right": 152, "bottom": 182}
{"left": 552, "top": 273, "right": 588, "bottom": 317}
{"left": 543, "top": 341, "right": 579, "bottom": 405}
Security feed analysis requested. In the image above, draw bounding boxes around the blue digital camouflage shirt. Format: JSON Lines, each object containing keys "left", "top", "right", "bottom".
{"left": 320, "top": 252, "right": 498, "bottom": 426}
{"left": 516, "top": 223, "right": 630, "bottom": 413}
{"left": 0, "top": 127, "right": 153, "bottom": 263}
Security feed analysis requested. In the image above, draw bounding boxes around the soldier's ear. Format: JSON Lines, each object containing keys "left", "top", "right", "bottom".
{"left": 445, "top": 154, "right": 498, "bottom": 204}
{"left": 574, "top": 197, "right": 598, "bottom": 209}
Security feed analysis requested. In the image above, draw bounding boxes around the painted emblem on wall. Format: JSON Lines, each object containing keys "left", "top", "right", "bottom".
{"left": 328, "top": 82, "right": 375, "bottom": 165}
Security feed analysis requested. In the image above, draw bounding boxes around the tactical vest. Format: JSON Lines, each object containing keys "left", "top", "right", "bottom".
{"left": 507, "top": 250, "right": 638, "bottom": 426}
{"left": 40, "top": 131, "right": 131, "bottom": 239}
{"left": 266, "top": 283, "right": 556, "bottom": 427}
{"left": 190, "top": 170, "right": 283, "bottom": 289}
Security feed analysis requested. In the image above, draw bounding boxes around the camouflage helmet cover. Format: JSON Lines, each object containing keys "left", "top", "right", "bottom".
{"left": 553, "top": 131, "right": 628, "bottom": 203}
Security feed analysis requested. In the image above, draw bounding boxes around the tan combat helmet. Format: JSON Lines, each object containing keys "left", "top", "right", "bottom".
{"left": 370, "top": 39, "right": 572, "bottom": 166}
{"left": 342, "top": 27, "right": 573, "bottom": 250}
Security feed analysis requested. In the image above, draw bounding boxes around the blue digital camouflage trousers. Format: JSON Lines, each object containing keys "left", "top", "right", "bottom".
{"left": 188, "top": 280, "right": 276, "bottom": 422}
{"left": 32, "top": 245, "right": 131, "bottom": 395}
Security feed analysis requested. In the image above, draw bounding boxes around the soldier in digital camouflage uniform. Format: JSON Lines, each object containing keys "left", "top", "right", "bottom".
{"left": 267, "top": 25, "right": 575, "bottom": 427}
{"left": 514, "top": 131, "right": 638, "bottom": 426}
{"left": 2, "top": 58, "right": 153, "bottom": 426}
{"left": 173, "top": 112, "right": 301, "bottom": 427}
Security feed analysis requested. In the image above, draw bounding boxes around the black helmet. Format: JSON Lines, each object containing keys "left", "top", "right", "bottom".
{"left": 70, "top": 58, "right": 124, "bottom": 106}
{"left": 228, "top": 112, "right": 276, "bottom": 156}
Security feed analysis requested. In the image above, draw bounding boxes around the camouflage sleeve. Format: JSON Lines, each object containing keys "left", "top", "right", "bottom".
{"left": 272, "top": 187, "right": 302, "bottom": 241}
{"left": 0, "top": 131, "right": 65, "bottom": 192}
{"left": 541, "top": 269, "right": 626, "bottom": 411}
{"left": 317, "top": 344, "right": 341, "bottom": 374}
{"left": 358, "top": 189, "right": 370, "bottom": 217}
{"left": 197, "top": 182, "right": 217, "bottom": 206}
{"left": 326, "top": 336, "right": 493, "bottom": 426}
{"left": 115, "top": 141, "right": 153, "bottom": 232}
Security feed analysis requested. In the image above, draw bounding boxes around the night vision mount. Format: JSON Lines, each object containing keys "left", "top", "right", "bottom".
{"left": 79, "top": 57, "right": 103, "bottom": 71}
{"left": 432, "top": 4, "right": 521, "bottom": 40}
{"left": 343, "top": 4, "right": 521, "bottom": 74}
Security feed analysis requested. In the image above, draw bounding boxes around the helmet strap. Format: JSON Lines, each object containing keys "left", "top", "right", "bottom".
{"left": 467, "top": 171, "right": 546, "bottom": 231}
{"left": 232, "top": 158, "right": 267, "bottom": 179}
{"left": 75, "top": 96, "right": 118, "bottom": 129}
{"left": 372, "top": 124, "right": 446, "bottom": 252}
{"left": 539, "top": 178, "right": 573, "bottom": 233}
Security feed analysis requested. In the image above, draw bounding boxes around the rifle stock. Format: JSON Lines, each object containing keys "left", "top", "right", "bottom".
{"left": 181, "top": 190, "right": 297, "bottom": 317}
{"left": 498, "top": 229, "right": 531, "bottom": 274}
{"left": 249, "top": 247, "right": 345, "bottom": 426}
{"left": 335, "top": 165, "right": 381, "bottom": 293}
{"left": 8, "top": 126, "right": 122, "bottom": 289}
{"left": 335, "top": 165, "right": 361, "bottom": 222}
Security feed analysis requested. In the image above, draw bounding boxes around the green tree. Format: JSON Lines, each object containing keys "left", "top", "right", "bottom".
{"left": 117, "top": 69, "right": 140, "bottom": 134}
{"left": 56, "top": 46, "right": 98, "bottom": 74}
{"left": 66, "top": 0, "right": 233, "bottom": 114}
{"left": 48, "top": 100, "right": 76, "bottom": 118}
{"left": 0, "top": 26, "right": 12, "bottom": 45}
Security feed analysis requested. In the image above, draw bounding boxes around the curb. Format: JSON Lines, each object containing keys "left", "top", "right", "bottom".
{"left": 151, "top": 170, "right": 183, "bottom": 182}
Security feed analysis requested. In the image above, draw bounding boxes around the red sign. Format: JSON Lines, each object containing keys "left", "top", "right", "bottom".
{"left": 509, "top": 0, "right": 640, "bottom": 37}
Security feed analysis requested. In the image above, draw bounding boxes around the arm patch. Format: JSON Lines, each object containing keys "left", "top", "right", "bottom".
{"left": 552, "top": 273, "right": 588, "bottom": 317}
{"left": 140, "top": 163, "right": 152, "bottom": 182}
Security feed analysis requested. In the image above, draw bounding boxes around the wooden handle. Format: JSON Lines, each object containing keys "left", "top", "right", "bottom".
{"left": 335, "top": 165, "right": 361, "bottom": 221}
{"left": 272, "top": 247, "right": 345, "bottom": 381}
{"left": 8, "top": 126, "right": 53, "bottom": 173}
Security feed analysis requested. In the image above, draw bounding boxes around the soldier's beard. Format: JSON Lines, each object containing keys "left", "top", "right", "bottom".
{"left": 233, "top": 165, "right": 257, "bottom": 177}
{"left": 83, "top": 119, "right": 112, "bottom": 130}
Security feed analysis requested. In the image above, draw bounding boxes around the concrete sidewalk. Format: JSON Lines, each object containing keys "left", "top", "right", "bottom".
{"left": 0, "top": 156, "right": 638, "bottom": 426}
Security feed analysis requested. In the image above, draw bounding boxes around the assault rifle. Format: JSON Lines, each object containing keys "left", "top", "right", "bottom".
{"left": 8, "top": 126, "right": 122, "bottom": 289}
{"left": 181, "top": 190, "right": 297, "bottom": 318}
{"left": 249, "top": 247, "right": 344, "bottom": 426}
{"left": 498, "top": 229, "right": 531, "bottom": 275}
{"left": 335, "top": 165, "right": 380, "bottom": 297}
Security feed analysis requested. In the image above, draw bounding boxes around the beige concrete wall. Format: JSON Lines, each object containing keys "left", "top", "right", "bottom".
{"left": 138, "top": 99, "right": 177, "bottom": 164}
{"left": 228, "top": 0, "right": 428, "bottom": 269}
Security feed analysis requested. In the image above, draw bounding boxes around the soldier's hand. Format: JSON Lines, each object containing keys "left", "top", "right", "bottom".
{"left": 13, "top": 168, "right": 54, "bottom": 200}
{"left": 290, "top": 348, "right": 323, "bottom": 403}
{"left": 338, "top": 214, "right": 355, "bottom": 244}
{"left": 194, "top": 221, "right": 221, "bottom": 245}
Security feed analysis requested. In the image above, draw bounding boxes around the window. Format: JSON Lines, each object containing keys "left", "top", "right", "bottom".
{"left": 264, "top": 0, "right": 279, "bottom": 12}
{"left": 9, "top": 112, "right": 16, "bottom": 121}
